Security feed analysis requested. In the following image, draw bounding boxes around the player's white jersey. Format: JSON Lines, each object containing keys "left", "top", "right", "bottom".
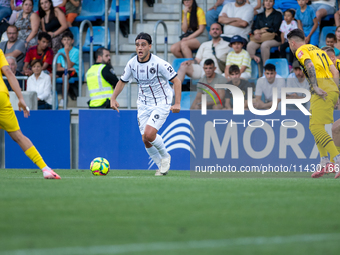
{"left": 120, "top": 54, "right": 176, "bottom": 106}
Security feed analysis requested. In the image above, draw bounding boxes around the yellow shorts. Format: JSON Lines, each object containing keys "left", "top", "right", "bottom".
{"left": 309, "top": 91, "right": 338, "bottom": 126}
{"left": 0, "top": 92, "right": 20, "bottom": 132}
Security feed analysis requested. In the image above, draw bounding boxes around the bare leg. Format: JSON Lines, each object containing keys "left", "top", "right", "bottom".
{"left": 332, "top": 119, "right": 340, "bottom": 147}
{"left": 177, "top": 62, "right": 194, "bottom": 82}
{"left": 170, "top": 41, "right": 184, "bottom": 58}
{"left": 7, "top": 130, "right": 33, "bottom": 151}
{"left": 316, "top": 8, "right": 327, "bottom": 24}
{"left": 180, "top": 38, "right": 201, "bottom": 58}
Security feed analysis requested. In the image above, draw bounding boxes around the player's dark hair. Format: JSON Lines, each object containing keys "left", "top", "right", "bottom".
{"left": 204, "top": 58, "right": 215, "bottom": 66}
{"left": 62, "top": 30, "right": 74, "bottom": 40}
{"left": 326, "top": 33, "right": 336, "bottom": 40}
{"left": 322, "top": 46, "right": 335, "bottom": 55}
{"left": 287, "top": 29, "right": 305, "bottom": 41}
{"left": 264, "top": 63, "right": 276, "bottom": 72}
{"left": 135, "top": 32, "right": 152, "bottom": 44}
{"left": 38, "top": 32, "right": 51, "bottom": 42}
{"left": 229, "top": 65, "right": 240, "bottom": 74}
{"left": 182, "top": 0, "right": 198, "bottom": 32}
{"left": 30, "top": 59, "right": 42, "bottom": 67}
{"left": 284, "top": 9, "right": 295, "bottom": 17}
{"left": 95, "top": 47, "right": 110, "bottom": 61}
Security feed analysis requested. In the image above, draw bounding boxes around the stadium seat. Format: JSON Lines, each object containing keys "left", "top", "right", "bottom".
{"left": 249, "top": 59, "right": 259, "bottom": 84}
{"left": 265, "top": 58, "right": 289, "bottom": 78}
{"left": 319, "top": 26, "right": 336, "bottom": 47}
{"left": 69, "top": 27, "right": 79, "bottom": 48}
{"left": 33, "top": 0, "right": 39, "bottom": 12}
{"left": 181, "top": 91, "right": 197, "bottom": 110}
{"left": 56, "top": 64, "right": 85, "bottom": 84}
{"left": 83, "top": 26, "right": 110, "bottom": 52}
{"left": 103, "top": 0, "right": 136, "bottom": 21}
{"left": 273, "top": 0, "right": 299, "bottom": 13}
{"left": 172, "top": 58, "right": 192, "bottom": 84}
{"left": 75, "top": 0, "right": 105, "bottom": 22}
{"left": 256, "top": 47, "right": 279, "bottom": 54}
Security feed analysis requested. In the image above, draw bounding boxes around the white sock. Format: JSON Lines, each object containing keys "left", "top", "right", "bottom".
{"left": 146, "top": 146, "right": 162, "bottom": 168}
{"left": 334, "top": 154, "right": 340, "bottom": 163}
{"left": 150, "top": 134, "right": 169, "bottom": 158}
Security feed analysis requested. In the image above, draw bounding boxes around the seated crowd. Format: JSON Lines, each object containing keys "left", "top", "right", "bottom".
{"left": 174, "top": 0, "right": 340, "bottom": 110}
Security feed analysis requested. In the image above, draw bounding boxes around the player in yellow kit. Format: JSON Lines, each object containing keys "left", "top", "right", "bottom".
{"left": 0, "top": 49, "right": 60, "bottom": 179}
{"left": 287, "top": 29, "right": 340, "bottom": 179}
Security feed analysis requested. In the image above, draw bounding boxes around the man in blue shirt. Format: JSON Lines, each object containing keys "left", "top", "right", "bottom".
{"left": 56, "top": 31, "right": 79, "bottom": 107}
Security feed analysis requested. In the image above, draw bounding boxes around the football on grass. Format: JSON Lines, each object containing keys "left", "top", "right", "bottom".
{"left": 90, "top": 157, "right": 110, "bottom": 175}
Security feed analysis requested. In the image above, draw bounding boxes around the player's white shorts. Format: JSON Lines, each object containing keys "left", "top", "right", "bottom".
{"left": 137, "top": 101, "right": 171, "bottom": 135}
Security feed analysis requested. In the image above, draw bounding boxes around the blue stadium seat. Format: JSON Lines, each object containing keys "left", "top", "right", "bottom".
{"left": 75, "top": 0, "right": 105, "bottom": 22}
{"left": 265, "top": 58, "right": 289, "bottom": 78}
{"left": 56, "top": 64, "right": 85, "bottom": 84}
{"left": 172, "top": 58, "right": 192, "bottom": 84}
{"left": 33, "top": 0, "right": 39, "bottom": 12}
{"left": 69, "top": 27, "right": 79, "bottom": 48}
{"left": 256, "top": 47, "right": 279, "bottom": 54}
{"left": 319, "top": 26, "right": 336, "bottom": 47}
{"left": 181, "top": 91, "right": 197, "bottom": 110}
{"left": 103, "top": 0, "right": 136, "bottom": 21}
{"left": 83, "top": 26, "right": 110, "bottom": 52}
{"left": 249, "top": 59, "right": 259, "bottom": 84}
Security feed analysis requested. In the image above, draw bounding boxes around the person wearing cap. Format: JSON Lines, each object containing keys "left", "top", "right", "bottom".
{"left": 285, "top": 60, "right": 310, "bottom": 110}
{"left": 225, "top": 35, "right": 251, "bottom": 79}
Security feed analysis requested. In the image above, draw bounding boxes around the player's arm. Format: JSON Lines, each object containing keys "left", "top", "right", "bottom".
{"left": 304, "top": 59, "right": 327, "bottom": 99}
{"left": 110, "top": 79, "right": 126, "bottom": 112}
{"left": 170, "top": 76, "right": 181, "bottom": 113}
{"left": 330, "top": 64, "right": 339, "bottom": 88}
{"left": 1, "top": 65, "right": 30, "bottom": 117}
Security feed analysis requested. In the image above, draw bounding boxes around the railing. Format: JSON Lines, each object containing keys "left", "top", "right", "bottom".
{"left": 153, "top": 20, "right": 168, "bottom": 61}
{"left": 140, "top": 0, "right": 143, "bottom": 23}
{"left": 78, "top": 20, "right": 93, "bottom": 98}
{"left": 115, "top": 0, "right": 119, "bottom": 55}
{"left": 52, "top": 52, "right": 68, "bottom": 110}
{"left": 105, "top": 0, "right": 109, "bottom": 49}
{"left": 3, "top": 76, "right": 28, "bottom": 91}
{"left": 179, "top": 0, "right": 207, "bottom": 36}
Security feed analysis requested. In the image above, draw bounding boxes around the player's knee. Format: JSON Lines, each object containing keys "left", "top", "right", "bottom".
{"left": 143, "top": 131, "right": 156, "bottom": 143}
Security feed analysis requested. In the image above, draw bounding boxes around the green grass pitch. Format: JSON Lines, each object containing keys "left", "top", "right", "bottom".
{"left": 0, "top": 169, "right": 340, "bottom": 255}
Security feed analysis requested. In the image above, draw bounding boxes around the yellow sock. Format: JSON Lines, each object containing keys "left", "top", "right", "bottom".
{"left": 310, "top": 124, "right": 339, "bottom": 161}
{"left": 24, "top": 146, "right": 47, "bottom": 170}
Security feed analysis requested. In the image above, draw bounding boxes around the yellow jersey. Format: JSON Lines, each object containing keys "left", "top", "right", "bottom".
{"left": 336, "top": 59, "right": 340, "bottom": 72}
{"left": 0, "top": 49, "right": 9, "bottom": 95}
{"left": 295, "top": 44, "right": 338, "bottom": 94}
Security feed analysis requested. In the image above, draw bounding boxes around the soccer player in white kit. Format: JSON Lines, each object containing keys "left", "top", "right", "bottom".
{"left": 110, "top": 33, "right": 182, "bottom": 176}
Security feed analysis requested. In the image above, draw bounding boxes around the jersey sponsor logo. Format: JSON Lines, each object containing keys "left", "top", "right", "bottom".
{"left": 154, "top": 114, "right": 159, "bottom": 119}
{"left": 298, "top": 51, "right": 303, "bottom": 58}
{"left": 148, "top": 118, "right": 196, "bottom": 169}
{"left": 149, "top": 67, "right": 156, "bottom": 74}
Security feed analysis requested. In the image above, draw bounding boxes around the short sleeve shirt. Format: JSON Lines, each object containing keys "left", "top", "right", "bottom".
{"left": 182, "top": 7, "right": 206, "bottom": 29}
{"left": 279, "top": 20, "right": 298, "bottom": 40}
{"left": 198, "top": 74, "right": 228, "bottom": 103}
{"left": 225, "top": 79, "right": 252, "bottom": 104}
{"left": 295, "top": 6, "right": 317, "bottom": 34}
{"left": 0, "top": 49, "right": 9, "bottom": 95}
{"left": 24, "top": 46, "right": 54, "bottom": 73}
{"left": 255, "top": 74, "right": 285, "bottom": 101}
{"left": 0, "top": 40, "right": 26, "bottom": 72}
{"left": 57, "top": 47, "right": 79, "bottom": 75}
{"left": 226, "top": 49, "right": 251, "bottom": 76}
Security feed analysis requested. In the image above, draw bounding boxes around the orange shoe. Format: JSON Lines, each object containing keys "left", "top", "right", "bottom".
{"left": 42, "top": 169, "right": 61, "bottom": 179}
{"left": 311, "top": 163, "right": 334, "bottom": 178}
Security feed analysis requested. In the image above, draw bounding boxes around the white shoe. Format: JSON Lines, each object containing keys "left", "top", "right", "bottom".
{"left": 160, "top": 154, "right": 171, "bottom": 174}
{"left": 155, "top": 169, "right": 167, "bottom": 176}
{"left": 59, "top": 99, "right": 64, "bottom": 108}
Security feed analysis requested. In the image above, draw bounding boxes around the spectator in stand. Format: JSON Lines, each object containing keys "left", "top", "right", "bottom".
{"left": 190, "top": 59, "right": 227, "bottom": 110}
{"left": 206, "top": 0, "right": 235, "bottom": 35}
{"left": 86, "top": 47, "right": 118, "bottom": 108}
{"left": 23, "top": 32, "right": 53, "bottom": 76}
{"left": 14, "top": 0, "right": 40, "bottom": 48}
{"left": 225, "top": 35, "right": 251, "bottom": 79}
{"left": 321, "top": 33, "right": 340, "bottom": 58}
{"left": 309, "top": 0, "right": 336, "bottom": 24}
{"left": 65, "top": 0, "right": 79, "bottom": 27}
{"left": 285, "top": 60, "right": 310, "bottom": 110}
{"left": 52, "top": 0, "right": 66, "bottom": 12}
{"left": 253, "top": 63, "right": 285, "bottom": 109}
{"left": 170, "top": 0, "right": 209, "bottom": 59}
{"left": 39, "top": 0, "right": 68, "bottom": 55}
{"left": 296, "top": 0, "right": 319, "bottom": 46}
{"left": 0, "top": 25, "right": 26, "bottom": 73}
{"left": 247, "top": 0, "right": 282, "bottom": 66}
{"left": 56, "top": 31, "right": 79, "bottom": 107}
{"left": 279, "top": 9, "right": 298, "bottom": 63}
{"left": 218, "top": 0, "right": 254, "bottom": 44}
{"left": 335, "top": 3, "right": 340, "bottom": 27}
{"left": 0, "top": 0, "right": 12, "bottom": 21}
{"left": 224, "top": 65, "right": 252, "bottom": 109}
{"left": 8, "top": 0, "right": 22, "bottom": 25}
{"left": 247, "top": 0, "right": 263, "bottom": 15}
{"left": 27, "top": 59, "right": 53, "bottom": 109}
{"left": 4, "top": 56, "right": 24, "bottom": 90}
{"left": 177, "top": 23, "right": 230, "bottom": 84}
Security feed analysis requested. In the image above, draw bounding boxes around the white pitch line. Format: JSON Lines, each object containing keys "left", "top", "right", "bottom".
{"left": 2, "top": 233, "right": 340, "bottom": 255}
